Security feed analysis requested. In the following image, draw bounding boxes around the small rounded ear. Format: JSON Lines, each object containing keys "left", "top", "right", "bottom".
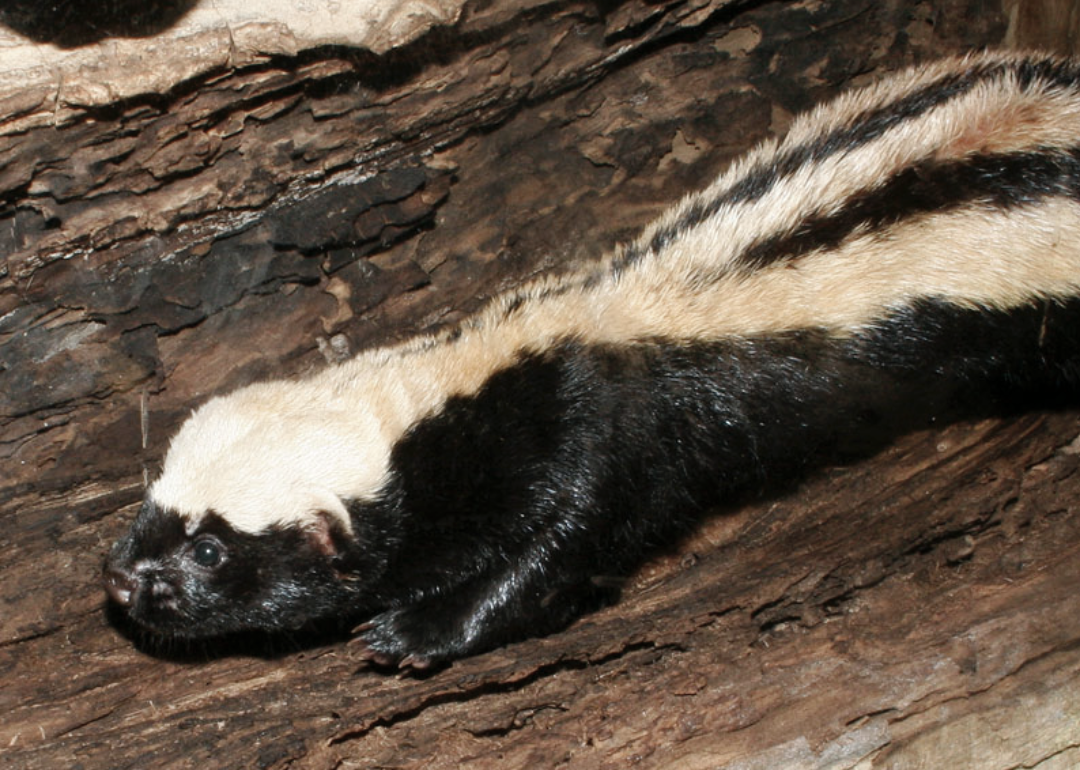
{"left": 307, "top": 511, "right": 343, "bottom": 558}
{"left": 307, "top": 488, "right": 352, "bottom": 557}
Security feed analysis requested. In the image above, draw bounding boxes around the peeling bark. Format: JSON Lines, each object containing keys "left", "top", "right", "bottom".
{"left": 5, "top": 1, "right": 1078, "bottom": 769}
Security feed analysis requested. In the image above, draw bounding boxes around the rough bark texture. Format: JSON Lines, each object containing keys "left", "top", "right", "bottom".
{"left": 3, "top": 1, "right": 1078, "bottom": 768}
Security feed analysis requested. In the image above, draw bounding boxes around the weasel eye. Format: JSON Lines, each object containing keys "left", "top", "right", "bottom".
{"left": 192, "top": 539, "right": 223, "bottom": 568}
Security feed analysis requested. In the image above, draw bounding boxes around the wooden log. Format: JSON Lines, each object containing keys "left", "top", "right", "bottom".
{"left": 6, "top": 1, "right": 1079, "bottom": 768}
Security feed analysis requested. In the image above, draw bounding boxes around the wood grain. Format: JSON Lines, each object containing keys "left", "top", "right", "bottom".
{"left": 7, "top": 1, "right": 1074, "bottom": 768}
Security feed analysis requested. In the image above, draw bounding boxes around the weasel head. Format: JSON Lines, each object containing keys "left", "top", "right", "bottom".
{"left": 103, "top": 380, "right": 394, "bottom": 638}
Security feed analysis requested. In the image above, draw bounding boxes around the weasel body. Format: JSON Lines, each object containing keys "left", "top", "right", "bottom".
{"left": 105, "top": 52, "right": 1080, "bottom": 665}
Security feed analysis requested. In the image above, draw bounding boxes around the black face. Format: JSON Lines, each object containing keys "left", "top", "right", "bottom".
{"left": 103, "top": 500, "right": 358, "bottom": 639}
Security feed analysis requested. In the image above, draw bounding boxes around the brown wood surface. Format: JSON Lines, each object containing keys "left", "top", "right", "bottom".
{"left": 4, "top": 1, "right": 1078, "bottom": 768}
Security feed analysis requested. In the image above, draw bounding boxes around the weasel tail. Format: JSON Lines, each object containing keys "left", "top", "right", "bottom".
{"left": 106, "top": 51, "right": 1080, "bottom": 666}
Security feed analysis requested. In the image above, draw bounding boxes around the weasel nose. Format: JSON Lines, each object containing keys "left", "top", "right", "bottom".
{"left": 103, "top": 567, "right": 139, "bottom": 607}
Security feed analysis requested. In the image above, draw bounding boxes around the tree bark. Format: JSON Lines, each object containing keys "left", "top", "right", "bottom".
{"left": 4, "top": 1, "right": 1078, "bottom": 768}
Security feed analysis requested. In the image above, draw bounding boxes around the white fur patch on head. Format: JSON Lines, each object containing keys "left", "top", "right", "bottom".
{"left": 150, "top": 380, "right": 393, "bottom": 535}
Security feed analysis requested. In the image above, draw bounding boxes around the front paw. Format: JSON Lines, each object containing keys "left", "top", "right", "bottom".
{"left": 351, "top": 607, "right": 465, "bottom": 670}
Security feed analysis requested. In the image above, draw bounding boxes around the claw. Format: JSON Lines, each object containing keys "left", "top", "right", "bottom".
{"left": 354, "top": 646, "right": 399, "bottom": 668}
{"left": 348, "top": 611, "right": 450, "bottom": 671}
{"left": 350, "top": 620, "right": 375, "bottom": 636}
{"left": 399, "top": 654, "right": 432, "bottom": 670}
{"left": 350, "top": 632, "right": 398, "bottom": 668}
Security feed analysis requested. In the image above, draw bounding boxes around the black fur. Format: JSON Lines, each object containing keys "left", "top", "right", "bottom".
{"left": 104, "top": 296, "right": 1080, "bottom": 662}
{"left": 338, "top": 298, "right": 1080, "bottom": 662}
{"left": 732, "top": 148, "right": 1080, "bottom": 274}
{"left": 103, "top": 54, "right": 1080, "bottom": 666}
{"left": 620, "top": 56, "right": 1080, "bottom": 272}
{"left": 104, "top": 505, "right": 363, "bottom": 638}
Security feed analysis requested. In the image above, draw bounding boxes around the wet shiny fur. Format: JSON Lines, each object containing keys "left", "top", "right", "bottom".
{"left": 106, "top": 52, "right": 1080, "bottom": 666}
